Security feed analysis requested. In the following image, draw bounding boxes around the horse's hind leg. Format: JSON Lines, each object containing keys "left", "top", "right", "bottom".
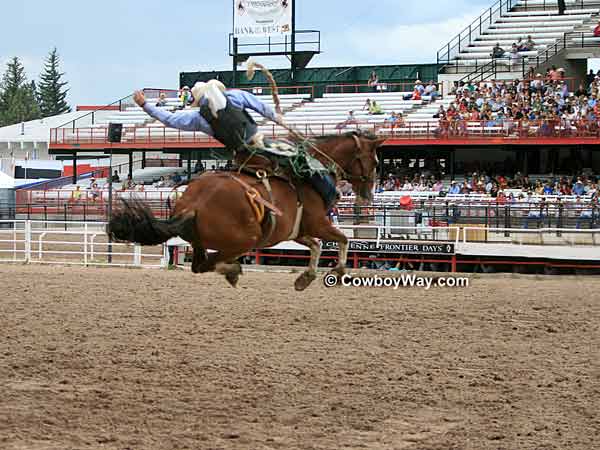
{"left": 294, "top": 237, "right": 321, "bottom": 291}
{"left": 191, "top": 245, "right": 208, "bottom": 274}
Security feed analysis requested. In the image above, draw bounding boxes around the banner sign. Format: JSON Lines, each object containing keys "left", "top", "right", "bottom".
{"left": 233, "top": 0, "right": 293, "bottom": 37}
{"left": 322, "top": 241, "right": 455, "bottom": 255}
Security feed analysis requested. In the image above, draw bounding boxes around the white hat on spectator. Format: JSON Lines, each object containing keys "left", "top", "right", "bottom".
{"left": 415, "top": 80, "right": 423, "bottom": 84}
{"left": 557, "top": 68, "right": 565, "bottom": 72}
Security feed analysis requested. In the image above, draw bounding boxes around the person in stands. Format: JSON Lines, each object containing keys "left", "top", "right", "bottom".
{"left": 156, "top": 92, "right": 168, "bottom": 107}
{"left": 367, "top": 71, "right": 379, "bottom": 92}
{"left": 558, "top": 0, "right": 566, "bottom": 16}
{"left": 491, "top": 43, "right": 505, "bottom": 58}
{"left": 594, "top": 20, "right": 600, "bottom": 37}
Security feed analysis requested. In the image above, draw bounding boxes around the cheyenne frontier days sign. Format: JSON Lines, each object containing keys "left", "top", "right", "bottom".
{"left": 233, "top": 0, "right": 293, "bottom": 37}
{"left": 322, "top": 241, "right": 456, "bottom": 255}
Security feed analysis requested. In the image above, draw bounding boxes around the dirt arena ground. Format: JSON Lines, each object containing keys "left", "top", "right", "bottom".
{"left": 1, "top": 265, "right": 598, "bottom": 450}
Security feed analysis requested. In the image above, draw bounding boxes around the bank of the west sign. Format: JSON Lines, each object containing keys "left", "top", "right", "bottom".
{"left": 234, "top": 0, "right": 293, "bottom": 37}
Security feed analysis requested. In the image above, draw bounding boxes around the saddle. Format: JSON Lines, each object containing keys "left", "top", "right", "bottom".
{"left": 234, "top": 138, "right": 338, "bottom": 210}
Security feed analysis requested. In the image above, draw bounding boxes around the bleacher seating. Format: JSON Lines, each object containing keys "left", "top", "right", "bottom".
{"left": 443, "top": 1, "right": 600, "bottom": 75}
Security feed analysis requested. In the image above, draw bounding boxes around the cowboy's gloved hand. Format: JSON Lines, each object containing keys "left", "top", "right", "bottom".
{"left": 133, "top": 90, "right": 146, "bottom": 107}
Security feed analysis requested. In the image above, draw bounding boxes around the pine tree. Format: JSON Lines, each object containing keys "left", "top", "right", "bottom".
{"left": 38, "top": 48, "right": 71, "bottom": 117}
{"left": 0, "top": 57, "right": 41, "bottom": 126}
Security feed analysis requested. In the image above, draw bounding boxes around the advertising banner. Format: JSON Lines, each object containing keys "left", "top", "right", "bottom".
{"left": 233, "top": 0, "right": 293, "bottom": 37}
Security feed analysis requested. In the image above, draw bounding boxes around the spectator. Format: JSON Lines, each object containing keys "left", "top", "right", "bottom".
{"left": 156, "top": 92, "right": 168, "bottom": 107}
{"left": 337, "top": 110, "right": 359, "bottom": 129}
{"left": 362, "top": 98, "right": 372, "bottom": 112}
{"left": 448, "top": 181, "right": 461, "bottom": 195}
{"left": 424, "top": 81, "right": 439, "bottom": 101}
{"left": 573, "top": 178, "right": 586, "bottom": 196}
{"left": 123, "top": 175, "right": 135, "bottom": 190}
{"left": 510, "top": 43, "right": 521, "bottom": 67}
{"left": 71, "top": 185, "right": 82, "bottom": 202}
{"left": 111, "top": 170, "right": 120, "bottom": 183}
{"left": 587, "top": 69, "right": 596, "bottom": 86}
{"left": 491, "top": 43, "right": 505, "bottom": 59}
{"left": 367, "top": 71, "right": 379, "bottom": 92}
{"left": 558, "top": 0, "right": 566, "bottom": 16}
{"left": 179, "top": 86, "right": 192, "bottom": 108}
{"left": 369, "top": 100, "right": 384, "bottom": 115}
{"left": 154, "top": 176, "right": 167, "bottom": 188}
{"left": 89, "top": 182, "right": 100, "bottom": 202}
{"left": 525, "top": 35, "right": 536, "bottom": 51}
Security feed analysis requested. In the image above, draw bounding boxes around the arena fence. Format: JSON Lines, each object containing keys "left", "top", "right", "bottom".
{"left": 2, "top": 220, "right": 597, "bottom": 272}
{"left": 0, "top": 220, "right": 166, "bottom": 268}
{"left": 4, "top": 195, "right": 599, "bottom": 230}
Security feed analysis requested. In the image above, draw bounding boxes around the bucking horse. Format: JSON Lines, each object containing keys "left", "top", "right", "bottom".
{"left": 107, "top": 63, "right": 383, "bottom": 291}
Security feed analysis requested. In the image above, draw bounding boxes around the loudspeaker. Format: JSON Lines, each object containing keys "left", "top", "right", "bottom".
{"left": 108, "top": 123, "right": 123, "bottom": 143}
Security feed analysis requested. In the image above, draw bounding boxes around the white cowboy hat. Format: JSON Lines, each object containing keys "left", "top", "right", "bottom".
{"left": 191, "top": 79, "right": 226, "bottom": 107}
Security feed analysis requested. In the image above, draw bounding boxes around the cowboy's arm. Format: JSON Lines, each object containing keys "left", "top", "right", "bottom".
{"left": 134, "top": 90, "right": 213, "bottom": 133}
{"left": 142, "top": 102, "right": 212, "bottom": 133}
{"left": 231, "top": 90, "right": 279, "bottom": 122}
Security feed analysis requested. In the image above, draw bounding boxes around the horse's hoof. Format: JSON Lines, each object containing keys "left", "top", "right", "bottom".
{"left": 328, "top": 266, "right": 345, "bottom": 278}
{"left": 294, "top": 271, "right": 316, "bottom": 291}
{"left": 220, "top": 263, "right": 242, "bottom": 288}
{"left": 225, "top": 271, "right": 240, "bottom": 288}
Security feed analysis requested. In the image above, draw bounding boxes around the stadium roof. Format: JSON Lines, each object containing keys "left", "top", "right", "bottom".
{"left": 0, "top": 170, "right": 14, "bottom": 188}
{"left": 0, "top": 110, "right": 113, "bottom": 144}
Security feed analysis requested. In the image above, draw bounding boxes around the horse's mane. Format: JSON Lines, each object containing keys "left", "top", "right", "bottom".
{"left": 312, "top": 130, "right": 377, "bottom": 143}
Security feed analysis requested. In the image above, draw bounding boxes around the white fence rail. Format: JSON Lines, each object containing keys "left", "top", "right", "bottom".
{"left": 1, "top": 220, "right": 598, "bottom": 268}
{"left": 0, "top": 220, "right": 166, "bottom": 268}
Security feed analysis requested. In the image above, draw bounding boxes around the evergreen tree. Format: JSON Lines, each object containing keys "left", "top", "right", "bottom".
{"left": 0, "top": 57, "right": 40, "bottom": 126}
{"left": 38, "top": 48, "right": 71, "bottom": 117}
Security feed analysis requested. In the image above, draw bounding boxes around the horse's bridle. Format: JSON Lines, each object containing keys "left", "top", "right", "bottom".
{"left": 342, "top": 135, "right": 374, "bottom": 183}
{"left": 306, "top": 134, "right": 374, "bottom": 184}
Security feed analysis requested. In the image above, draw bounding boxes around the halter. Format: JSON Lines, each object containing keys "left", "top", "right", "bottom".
{"left": 304, "top": 133, "right": 373, "bottom": 184}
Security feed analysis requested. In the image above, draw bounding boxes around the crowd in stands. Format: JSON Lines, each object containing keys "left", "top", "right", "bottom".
{"left": 491, "top": 35, "right": 536, "bottom": 61}
{"left": 374, "top": 170, "right": 597, "bottom": 195}
{"left": 439, "top": 67, "right": 600, "bottom": 136}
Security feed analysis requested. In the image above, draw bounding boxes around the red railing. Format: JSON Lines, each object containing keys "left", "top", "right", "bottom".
{"left": 142, "top": 85, "right": 315, "bottom": 99}
{"left": 239, "top": 85, "right": 315, "bottom": 98}
{"left": 325, "top": 82, "right": 430, "bottom": 94}
{"left": 49, "top": 118, "right": 600, "bottom": 147}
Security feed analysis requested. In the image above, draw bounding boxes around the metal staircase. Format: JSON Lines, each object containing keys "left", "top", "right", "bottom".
{"left": 438, "top": 0, "right": 597, "bottom": 84}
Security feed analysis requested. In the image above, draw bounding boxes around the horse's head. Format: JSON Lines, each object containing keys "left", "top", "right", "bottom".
{"left": 340, "top": 133, "right": 384, "bottom": 204}
{"left": 313, "top": 131, "right": 384, "bottom": 204}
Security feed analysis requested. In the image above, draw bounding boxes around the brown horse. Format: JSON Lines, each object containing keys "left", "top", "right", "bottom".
{"left": 107, "top": 132, "right": 383, "bottom": 290}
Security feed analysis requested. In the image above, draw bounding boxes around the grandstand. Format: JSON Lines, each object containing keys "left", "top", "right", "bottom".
{"left": 1, "top": 0, "right": 599, "bottom": 274}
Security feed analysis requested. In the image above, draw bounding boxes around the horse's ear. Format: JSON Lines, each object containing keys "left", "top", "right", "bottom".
{"left": 373, "top": 138, "right": 386, "bottom": 148}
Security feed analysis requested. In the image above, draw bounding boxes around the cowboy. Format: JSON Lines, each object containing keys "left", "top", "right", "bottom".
{"left": 132, "top": 80, "right": 284, "bottom": 151}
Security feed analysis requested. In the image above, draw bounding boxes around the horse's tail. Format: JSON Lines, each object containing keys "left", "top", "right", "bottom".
{"left": 247, "top": 59, "right": 282, "bottom": 115}
{"left": 107, "top": 198, "right": 188, "bottom": 246}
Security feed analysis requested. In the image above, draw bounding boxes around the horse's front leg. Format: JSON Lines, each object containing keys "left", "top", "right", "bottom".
{"left": 316, "top": 225, "right": 349, "bottom": 278}
{"left": 294, "top": 236, "right": 321, "bottom": 291}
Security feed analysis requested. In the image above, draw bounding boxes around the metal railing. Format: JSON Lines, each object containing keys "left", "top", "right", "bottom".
{"left": 437, "top": 0, "right": 517, "bottom": 66}
{"left": 324, "top": 82, "right": 425, "bottom": 94}
{"left": 3, "top": 198, "right": 599, "bottom": 231}
{"left": 519, "top": 0, "right": 586, "bottom": 11}
{"left": 49, "top": 117, "right": 600, "bottom": 147}
{"left": 450, "top": 26, "right": 600, "bottom": 79}
{"left": 0, "top": 220, "right": 166, "bottom": 267}
{"left": 1, "top": 219, "right": 598, "bottom": 272}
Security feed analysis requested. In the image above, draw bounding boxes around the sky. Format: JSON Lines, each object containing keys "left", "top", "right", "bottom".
{"left": 0, "top": 0, "right": 594, "bottom": 107}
